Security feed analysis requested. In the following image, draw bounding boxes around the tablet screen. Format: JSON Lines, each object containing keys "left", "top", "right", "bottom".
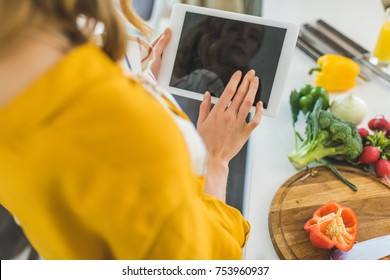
{"left": 168, "top": 12, "right": 287, "bottom": 109}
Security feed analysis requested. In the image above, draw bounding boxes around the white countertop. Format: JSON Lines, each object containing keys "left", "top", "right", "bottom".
{"left": 244, "top": 0, "right": 390, "bottom": 259}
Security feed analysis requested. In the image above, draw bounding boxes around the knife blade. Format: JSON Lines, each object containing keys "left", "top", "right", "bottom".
{"left": 302, "top": 22, "right": 390, "bottom": 84}
{"left": 329, "top": 235, "right": 390, "bottom": 260}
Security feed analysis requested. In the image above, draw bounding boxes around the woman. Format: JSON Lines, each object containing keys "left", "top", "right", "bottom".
{"left": 0, "top": 0, "right": 262, "bottom": 259}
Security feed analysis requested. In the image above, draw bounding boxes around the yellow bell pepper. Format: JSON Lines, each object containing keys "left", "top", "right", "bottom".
{"left": 309, "top": 54, "right": 360, "bottom": 92}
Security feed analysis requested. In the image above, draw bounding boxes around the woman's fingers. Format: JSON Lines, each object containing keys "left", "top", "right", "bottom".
{"left": 246, "top": 101, "right": 263, "bottom": 134}
{"left": 217, "top": 70, "right": 259, "bottom": 119}
{"left": 214, "top": 70, "right": 242, "bottom": 112}
{"left": 228, "top": 69, "right": 255, "bottom": 112}
{"left": 197, "top": 91, "right": 212, "bottom": 127}
{"left": 151, "top": 28, "right": 171, "bottom": 57}
{"left": 150, "top": 33, "right": 163, "bottom": 48}
{"left": 237, "top": 76, "right": 259, "bottom": 120}
{"left": 150, "top": 28, "right": 172, "bottom": 78}
{"left": 201, "top": 70, "right": 261, "bottom": 135}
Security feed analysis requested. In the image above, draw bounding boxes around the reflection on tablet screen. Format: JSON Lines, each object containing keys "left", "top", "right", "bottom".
{"left": 169, "top": 12, "right": 287, "bottom": 109}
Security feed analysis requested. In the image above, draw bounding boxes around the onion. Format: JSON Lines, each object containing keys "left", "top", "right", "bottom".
{"left": 330, "top": 93, "right": 367, "bottom": 125}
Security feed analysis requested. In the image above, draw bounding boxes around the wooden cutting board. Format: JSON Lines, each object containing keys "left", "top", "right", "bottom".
{"left": 269, "top": 165, "right": 390, "bottom": 260}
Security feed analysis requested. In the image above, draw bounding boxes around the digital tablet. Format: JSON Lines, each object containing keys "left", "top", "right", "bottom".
{"left": 157, "top": 3, "right": 299, "bottom": 117}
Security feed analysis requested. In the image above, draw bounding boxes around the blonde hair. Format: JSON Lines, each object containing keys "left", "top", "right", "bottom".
{"left": 0, "top": 0, "right": 153, "bottom": 61}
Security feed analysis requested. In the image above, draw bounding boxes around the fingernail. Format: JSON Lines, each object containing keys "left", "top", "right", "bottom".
{"left": 164, "top": 28, "right": 170, "bottom": 35}
{"left": 248, "top": 69, "right": 255, "bottom": 76}
{"left": 235, "top": 70, "right": 242, "bottom": 76}
{"left": 254, "top": 76, "right": 259, "bottom": 83}
{"left": 204, "top": 91, "right": 210, "bottom": 100}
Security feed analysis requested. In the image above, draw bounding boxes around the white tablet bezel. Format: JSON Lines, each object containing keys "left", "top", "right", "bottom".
{"left": 157, "top": 3, "right": 299, "bottom": 117}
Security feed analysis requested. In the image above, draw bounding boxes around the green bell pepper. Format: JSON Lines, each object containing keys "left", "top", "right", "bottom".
{"left": 290, "top": 84, "right": 329, "bottom": 124}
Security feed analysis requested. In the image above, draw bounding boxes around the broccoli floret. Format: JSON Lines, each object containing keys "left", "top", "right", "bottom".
{"left": 318, "top": 111, "right": 332, "bottom": 129}
{"left": 288, "top": 99, "right": 363, "bottom": 170}
{"left": 317, "top": 130, "right": 330, "bottom": 142}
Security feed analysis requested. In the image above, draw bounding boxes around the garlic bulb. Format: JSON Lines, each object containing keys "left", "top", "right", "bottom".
{"left": 330, "top": 93, "right": 367, "bottom": 125}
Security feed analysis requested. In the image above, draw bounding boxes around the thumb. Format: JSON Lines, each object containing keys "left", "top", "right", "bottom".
{"left": 152, "top": 28, "right": 172, "bottom": 58}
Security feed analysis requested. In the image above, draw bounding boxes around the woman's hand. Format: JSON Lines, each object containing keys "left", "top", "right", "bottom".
{"left": 197, "top": 70, "right": 263, "bottom": 201}
{"left": 150, "top": 28, "right": 171, "bottom": 79}
{"left": 198, "top": 69, "right": 263, "bottom": 164}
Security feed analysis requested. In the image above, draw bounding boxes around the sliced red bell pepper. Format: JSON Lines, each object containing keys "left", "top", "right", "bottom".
{"left": 304, "top": 201, "right": 358, "bottom": 252}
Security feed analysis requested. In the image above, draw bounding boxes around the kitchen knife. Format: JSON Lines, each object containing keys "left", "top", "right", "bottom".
{"left": 302, "top": 22, "right": 390, "bottom": 84}
{"left": 303, "top": 24, "right": 352, "bottom": 56}
{"left": 297, "top": 36, "right": 321, "bottom": 61}
{"left": 316, "top": 19, "right": 370, "bottom": 55}
{"left": 329, "top": 234, "right": 390, "bottom": 260}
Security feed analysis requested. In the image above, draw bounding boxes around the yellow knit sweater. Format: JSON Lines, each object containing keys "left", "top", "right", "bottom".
{"left": 0, "top": 44, "right": 249, "bottom": 259}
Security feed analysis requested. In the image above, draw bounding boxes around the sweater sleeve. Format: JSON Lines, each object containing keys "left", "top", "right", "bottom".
{"left": 69, "top": 80, "right": 250, "bottom": 259}
{"left": 140, "top": 175, "right": 250, "bottom": 259}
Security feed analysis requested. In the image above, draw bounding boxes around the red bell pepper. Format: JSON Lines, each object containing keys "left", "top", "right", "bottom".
{"left": 304, "top": 201, "right": 358, "bottom": 252}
